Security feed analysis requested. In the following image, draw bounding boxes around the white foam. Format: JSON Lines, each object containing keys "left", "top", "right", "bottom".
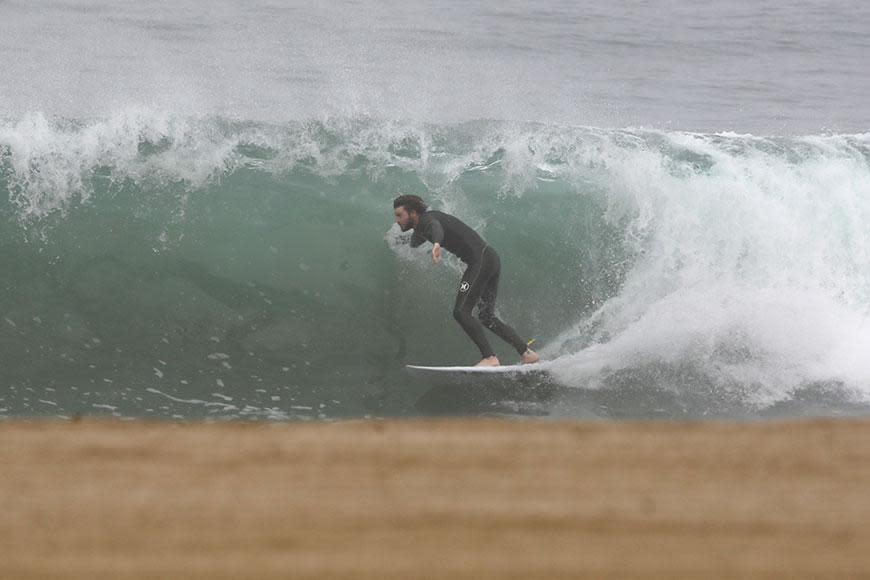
{"left": 544, "top": 131, "right": 870, "bottom": 404}
{"left": 1, "top": 109, "right": 242, "bottom": 218}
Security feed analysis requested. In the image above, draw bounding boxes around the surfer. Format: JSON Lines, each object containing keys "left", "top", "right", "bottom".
{"left": 393, "top": 194, "right": 540, "bottom": 367}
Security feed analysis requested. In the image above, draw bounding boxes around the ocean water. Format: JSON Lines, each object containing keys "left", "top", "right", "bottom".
{"left": 1, "top": 1, "right": 869, "bottom": 420}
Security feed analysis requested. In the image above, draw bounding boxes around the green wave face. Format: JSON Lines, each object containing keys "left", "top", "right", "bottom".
{"left": 2, "top": 114, "right": 870, "bottom": 419}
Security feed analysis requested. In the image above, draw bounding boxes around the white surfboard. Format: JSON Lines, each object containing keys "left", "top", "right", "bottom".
{"left": 405, "top": 363, "right": 552, "bottom": 385}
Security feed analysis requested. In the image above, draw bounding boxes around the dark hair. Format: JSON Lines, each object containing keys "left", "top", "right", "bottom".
{"left": 393, "top": 194, "right": 427, "bottom": 215}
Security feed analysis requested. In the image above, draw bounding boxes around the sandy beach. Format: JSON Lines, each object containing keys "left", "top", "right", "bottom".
{"left": 2, "top": 418, "right": 870, "bottom": 579}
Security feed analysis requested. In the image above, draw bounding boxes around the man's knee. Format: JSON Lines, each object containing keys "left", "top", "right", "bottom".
{"left": 477, "top": 309, "right": 495, "bottom": 327}
{"left": 453, "top": 307, "right": 471, "bottom": 324}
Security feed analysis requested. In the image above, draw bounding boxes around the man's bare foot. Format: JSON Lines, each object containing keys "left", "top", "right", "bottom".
{"left": 475, "top": 356, "right": 500, "bottom": 367}
{"left": 520, "top": 349, "right": 540, "bottom": 365}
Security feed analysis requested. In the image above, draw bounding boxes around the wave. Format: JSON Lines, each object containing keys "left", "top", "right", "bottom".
{"left": 2, "top": 109, "right": 869, "bottom": 419}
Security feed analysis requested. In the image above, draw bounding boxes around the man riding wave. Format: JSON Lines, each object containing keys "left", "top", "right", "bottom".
{"left": 393, "top": 194, "right": 539, "bottom": 367}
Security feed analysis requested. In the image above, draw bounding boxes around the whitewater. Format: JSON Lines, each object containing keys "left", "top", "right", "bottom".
{"left": 2, "top": 1, "right": 869, "bottom": 420}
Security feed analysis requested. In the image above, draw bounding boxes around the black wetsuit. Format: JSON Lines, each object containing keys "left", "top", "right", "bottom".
{"left": 410, "top": 210, "right": 528, "bottom": 358}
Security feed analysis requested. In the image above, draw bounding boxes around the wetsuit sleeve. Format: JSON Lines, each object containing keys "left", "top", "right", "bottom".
{"left": 410, "top": 216, "right": 444, "bottom": 247}
{"left": 426, "top": 219, "right": 445, "bottom": 245}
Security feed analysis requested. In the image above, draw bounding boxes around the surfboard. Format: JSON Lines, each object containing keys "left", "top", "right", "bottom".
{"left": 407, "top": 363, "right": 557, "bottom": 410}
{"left": 406, "top": 363, "right": 546, "bottom": 375}
{"left": 405, "top": 363, "right": 552, "bottom": 386}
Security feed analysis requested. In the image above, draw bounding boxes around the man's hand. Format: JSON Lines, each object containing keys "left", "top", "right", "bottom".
{"left": 431, "top": 243, "right": 442, "bottom": 264}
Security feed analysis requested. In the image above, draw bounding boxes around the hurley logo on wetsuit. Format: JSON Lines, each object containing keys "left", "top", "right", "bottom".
{"left": 459, "top": 281, "right": 470, "bottom": 292}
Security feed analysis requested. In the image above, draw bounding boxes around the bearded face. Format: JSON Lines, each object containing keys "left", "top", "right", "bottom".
{"left": 394, "top": 206, "right": 416, "bottom": 232}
